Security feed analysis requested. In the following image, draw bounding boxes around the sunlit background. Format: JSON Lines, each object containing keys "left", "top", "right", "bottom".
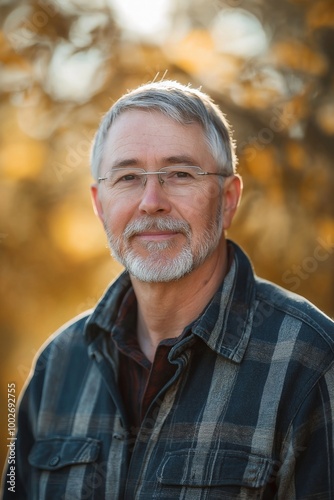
{"left": 1, "top": 0, "right": 334, "bottom": 470}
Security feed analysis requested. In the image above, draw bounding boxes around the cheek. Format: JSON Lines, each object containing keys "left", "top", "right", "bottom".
{"left": 101, "top": 196, "right": 135, "bottom": 234}
{"left": 187, "top": 182, "right": 223, "bottom": 210}
{"left": 182, "top": 190, "right": 222, "bottom": 225}
{"left": 181, "top": 201, "right": 220, "bottom": 241}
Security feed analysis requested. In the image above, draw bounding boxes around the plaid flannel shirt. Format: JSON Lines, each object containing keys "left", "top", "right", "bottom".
{"left": 3, "top": 241, "right": 334, "bottom": 499}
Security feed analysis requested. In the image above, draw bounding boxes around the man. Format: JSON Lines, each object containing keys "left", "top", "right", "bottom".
{"left": 3, "top": 80, "right": 334, "bottom": 499}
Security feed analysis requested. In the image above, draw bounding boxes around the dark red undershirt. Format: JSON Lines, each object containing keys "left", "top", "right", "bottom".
{"left": 119, "top": 339, "right": 180, "bottom": 432}
{"left": 111, "top": 291, "right": 187, "bottom": 433}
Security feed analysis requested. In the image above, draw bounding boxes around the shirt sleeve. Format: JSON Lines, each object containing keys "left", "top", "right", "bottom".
{"left": 278, "top": 369, "right": 334, "bottom": 498}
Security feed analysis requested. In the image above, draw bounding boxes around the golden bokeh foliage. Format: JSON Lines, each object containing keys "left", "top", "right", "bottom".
{"left": 1, "top": 0, "right": 333, "bottom": 471}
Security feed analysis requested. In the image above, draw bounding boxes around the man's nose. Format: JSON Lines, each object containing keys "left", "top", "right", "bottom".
{"left": 138, "top": 175, "right": 172, "bottom": 215}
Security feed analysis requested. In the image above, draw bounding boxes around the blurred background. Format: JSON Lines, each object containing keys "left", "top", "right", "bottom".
{"left": 1, "top": 0, "right": 333, "bottom": 470}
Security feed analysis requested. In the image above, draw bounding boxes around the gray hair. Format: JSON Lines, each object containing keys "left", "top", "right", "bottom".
{"left": 90, "top": 80, "right": 237, "bottom": 180}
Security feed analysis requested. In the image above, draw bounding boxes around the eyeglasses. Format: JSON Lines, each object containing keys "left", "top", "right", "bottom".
{"left": 98, "top": 165, "right": 229, "bottom": 196}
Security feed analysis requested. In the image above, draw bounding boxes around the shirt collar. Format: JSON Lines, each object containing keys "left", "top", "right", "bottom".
{"left": 85, "top": 271, "right": 133, "bottom": 344}
{"left": 85, "top": 241, "right": 256, "bottom": 363}
{"left": 190, "top": 241, "right": 256, "bottom": 362}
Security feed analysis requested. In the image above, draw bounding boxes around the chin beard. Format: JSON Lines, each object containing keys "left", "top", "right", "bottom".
{"left": 104, "top": 210, "right": 223, "bottom": 283}
{"left": 115, "top": 244, "right": 194, "bottom": 282}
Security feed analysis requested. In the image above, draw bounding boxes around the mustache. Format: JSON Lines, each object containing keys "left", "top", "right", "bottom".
{"left": 123, "top": 216, "right": 192, "bottom": 239}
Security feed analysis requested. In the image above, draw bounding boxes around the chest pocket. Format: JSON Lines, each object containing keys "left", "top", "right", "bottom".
{"left": 155, "top": 449, "right": 278, "bottom": 499}
{"left": 28, "top": 436, "right": 101, "bottom": 500}
{"left": 29, "top": 436, "right": 100, "bottom": 470}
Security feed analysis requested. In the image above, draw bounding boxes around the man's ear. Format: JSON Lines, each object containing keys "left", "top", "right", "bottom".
{"left": 91, "top": 184, "right": 104, "bottom": 223}
{"left": 222, "top": 175, "right": 243, "bottom": 230}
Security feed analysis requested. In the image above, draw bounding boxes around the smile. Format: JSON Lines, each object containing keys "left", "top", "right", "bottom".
{"left": 134, "top": 231, "right": 179, "bottom": 241}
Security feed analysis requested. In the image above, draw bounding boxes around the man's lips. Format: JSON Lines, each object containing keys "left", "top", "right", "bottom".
{"left": 123, "top": 217, "right": 192, "bottom": 240}
{"left": 133, "top": 231, "right": 179, "bottom": 241}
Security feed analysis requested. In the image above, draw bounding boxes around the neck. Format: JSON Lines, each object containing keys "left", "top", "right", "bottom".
{"left": 131, "top": 241, "right": 229, "bottom": 362}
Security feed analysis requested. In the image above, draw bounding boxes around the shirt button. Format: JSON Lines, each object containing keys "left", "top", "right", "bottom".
{"left": 113, "top": 432, "right": 124, "bottom": 440}
{"left": 49, "top": 456, "right": 60, "bottom": 466}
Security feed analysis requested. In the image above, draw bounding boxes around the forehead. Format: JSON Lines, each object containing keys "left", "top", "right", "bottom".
{"left": 101, "top": 109, "right": 211, "bottom": 166}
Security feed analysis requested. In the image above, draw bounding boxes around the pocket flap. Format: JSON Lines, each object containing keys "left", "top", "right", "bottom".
{"left": 28, "top": 436, "right": 101, "bottom": 471}
{"left": 157, "top": 449, "right": 277, "bottom": 488}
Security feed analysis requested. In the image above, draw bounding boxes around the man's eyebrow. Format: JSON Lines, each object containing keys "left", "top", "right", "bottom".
{"left": 110, "top": 155, "right": 197, "bottom": 169}
{"left": 162, "top": 155, "right": 197, "bottom": 165}
{"left": 110, "top": 158, "right": 140, "bottom": 168}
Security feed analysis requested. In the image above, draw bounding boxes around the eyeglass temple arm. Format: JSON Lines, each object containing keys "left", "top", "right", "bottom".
{"left": 198, "top": 172, "right": 230, "bottom": 177}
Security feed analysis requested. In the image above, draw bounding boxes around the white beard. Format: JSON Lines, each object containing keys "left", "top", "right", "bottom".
{"left": 105, "top": 208, "right": 223, "bottom": 283}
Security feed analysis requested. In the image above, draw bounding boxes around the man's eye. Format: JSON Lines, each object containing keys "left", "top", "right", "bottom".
{"left": 168, "top": 170, "right": 195, "bottom": 180}
{"left": 122, "top": 174, "right": 137, "bottom": 181}
{"left": 115, "top": 172, "right": 140, "bottom": 183}
{"left": 175, "top": 171, "right": 190, "bottom": 177}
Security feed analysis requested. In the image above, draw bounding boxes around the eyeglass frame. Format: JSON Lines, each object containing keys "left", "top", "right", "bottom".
{"left": 97, "top": 165, "right": 230, "bottom": 188}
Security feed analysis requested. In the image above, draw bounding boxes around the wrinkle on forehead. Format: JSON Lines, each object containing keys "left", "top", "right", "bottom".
{"left": 100, "top": 109, "right": 212, "bottom": 173}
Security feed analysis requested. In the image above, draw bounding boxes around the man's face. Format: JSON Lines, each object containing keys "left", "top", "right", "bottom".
{"left": 92, "top": 110, "right": 238, "bottom": 282}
